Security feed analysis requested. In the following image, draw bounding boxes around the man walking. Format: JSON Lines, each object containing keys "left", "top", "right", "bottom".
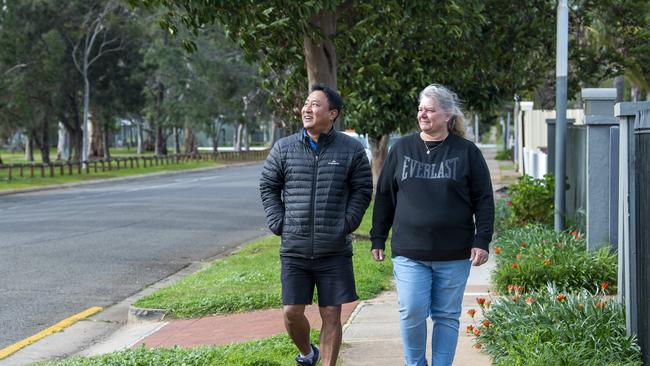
{"left": 260, "top": 84, "right": 372, "bottom": 365}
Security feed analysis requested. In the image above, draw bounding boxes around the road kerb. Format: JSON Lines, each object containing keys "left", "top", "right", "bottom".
{"left": 0, "top": 306, "right": 103, "bottom": 360}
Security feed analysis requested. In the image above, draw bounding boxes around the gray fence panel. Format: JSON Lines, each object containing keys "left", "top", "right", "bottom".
{"left": 566, "top": 125, "right": 587, "bottom": 230}
{"left": 610, "top": 126, "right": 619, "bottom": 249}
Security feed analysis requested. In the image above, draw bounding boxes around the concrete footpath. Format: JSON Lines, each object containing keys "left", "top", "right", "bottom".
{"left": 1, "top": 145, "right": 504, "bottom": 365}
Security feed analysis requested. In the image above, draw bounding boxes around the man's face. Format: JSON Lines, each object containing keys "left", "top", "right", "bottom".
{"left": 301, "top": 90, "right": 337, "bottom": 131}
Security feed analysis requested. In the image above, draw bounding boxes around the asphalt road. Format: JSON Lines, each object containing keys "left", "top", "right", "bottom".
{"left": 0, "top": 163, "right": 269, "bottom": 349}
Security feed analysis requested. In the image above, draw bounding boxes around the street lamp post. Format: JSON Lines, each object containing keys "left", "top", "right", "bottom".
{"left": 554, "top": 0, "right": 569, "bottom": 231}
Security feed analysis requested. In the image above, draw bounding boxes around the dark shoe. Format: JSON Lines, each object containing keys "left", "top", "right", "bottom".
{"left": 295, "top": 344, "right": 320, "bottom": 365}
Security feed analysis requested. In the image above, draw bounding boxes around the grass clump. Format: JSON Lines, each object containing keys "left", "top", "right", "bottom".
{"left": 491, "top": 225, "right": 616, "bottom": 295}
{"left": 472, "top": 287, "right": 641, "bottom": 366}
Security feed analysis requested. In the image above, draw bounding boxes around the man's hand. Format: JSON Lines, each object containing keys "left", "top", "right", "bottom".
{"left": 470, "top": 247, "right": 489, "bottom": 266}
{"left": 371, "top": 249, "right": 385, "bottom": 262}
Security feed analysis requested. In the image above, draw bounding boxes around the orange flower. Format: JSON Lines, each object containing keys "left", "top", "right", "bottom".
{"left": 525, "top": 297, "right": 535, "bottom": 305}
{"left": 600, "top": 282, "right": 609, "bottom": 291}
{"left": 571, "top": 231, "right": 582, "bottom": 240}
{"left": 467, "top": 309, "right": 477, "bottom": 317}
{"left": 495, "top": 246, "right": 502, "bottom": 254}
{"left": 520, "top": 241, "right": 527, "bottom": 248}
{"left": 543, "top": 258, "right": 552, "bottom": 266}
{"left": 511, "top": 262, "right": 519, "bottom": 268}
{"left": 473, "top": 328, "right": 481, "bottom": 336}
{"left": 476, "top": 297, "right": 486, "bottom": 306}
{"left": 473, "top": 342, "right": 482, "bottom": 349}
{"left": 596, "top": 301, "right": 606, "bottom": 309}
{"left": 556, "top": 293, "right": 567, "bottom": 302}
{"left": 516, "top": 285, "right": 525, "bottom": 292}
{"left": 467, "top": 325, "right": 474, "bottom": 333}
{"left": 482, "top": 320, "right": 491, "bottom": 328}
{"left": 506, "top": 200, "right": 513, "bottom": 206}
{"left": 507, "top": 284, "right": 515, "bottom": 292}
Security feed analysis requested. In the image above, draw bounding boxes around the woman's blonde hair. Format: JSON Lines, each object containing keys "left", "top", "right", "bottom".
{"left": 418, "top": 84, "right": 466, "bottom": 138}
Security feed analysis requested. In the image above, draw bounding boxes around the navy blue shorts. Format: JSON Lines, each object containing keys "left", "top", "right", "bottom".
{"left": 280, "top": 255, "right": 358, "bottom": 306}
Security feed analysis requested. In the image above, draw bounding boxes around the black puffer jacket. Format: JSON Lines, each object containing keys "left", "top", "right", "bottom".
{"left": 259, "top": 129, "right": 373, "bottom": 259}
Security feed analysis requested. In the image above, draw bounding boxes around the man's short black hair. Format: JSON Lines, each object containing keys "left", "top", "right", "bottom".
{"left": 311, "top": 83, "right": 343, "bottom": 119}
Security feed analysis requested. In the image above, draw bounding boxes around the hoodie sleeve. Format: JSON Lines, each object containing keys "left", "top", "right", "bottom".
{"left": 468, "top": 144, "right": 495, "bottom": 250}
{"left": 370, "top": 148, "right": 398, "bottom": 250}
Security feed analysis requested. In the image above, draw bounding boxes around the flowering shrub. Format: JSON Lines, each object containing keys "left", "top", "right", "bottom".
{"left": 471, "top": 287, "right": 642, "bottom": 365}
{"left": 508, "top": 174, "right": 555, "bottom": 226}
{"left": 491, "top": 225, "right": 616, "bottom": 294}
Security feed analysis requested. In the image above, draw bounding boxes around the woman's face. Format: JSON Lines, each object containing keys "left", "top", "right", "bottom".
{"left": 417, "top": 96, "right": 450, "bottom": 135}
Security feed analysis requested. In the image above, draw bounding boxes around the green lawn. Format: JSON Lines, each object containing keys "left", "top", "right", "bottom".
{"left": 134, "top": 203, "right": 392, "bottom": 318}
{"left": 0, "top": 160, "right": 227, "bottom": 192}
{"left": 0, "top": 148, "right": 157, "bottom": 164}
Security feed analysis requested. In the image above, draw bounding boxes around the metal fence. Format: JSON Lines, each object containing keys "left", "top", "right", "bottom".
{"left": 565, "top": 125, "right": 587, "bottom": 230}
{"left": 634, "top": 109, "right": 650, "bottom": 364}
{"left": 0, "top": 150, "right": 269, "bottom": 181}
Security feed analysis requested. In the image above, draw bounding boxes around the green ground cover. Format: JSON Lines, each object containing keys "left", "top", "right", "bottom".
{"left": 36, "top": 332, "right": 319, "bottom": 366}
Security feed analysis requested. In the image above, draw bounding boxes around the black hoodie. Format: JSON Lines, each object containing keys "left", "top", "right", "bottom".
{"left": 370, "top": 132, "right": 494, "bottom": 261}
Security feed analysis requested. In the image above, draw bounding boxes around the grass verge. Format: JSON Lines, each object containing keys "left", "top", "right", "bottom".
{"left": 134, "top": 203, "right": 393, "bottom": 318}
{"left": 0, "top": 160, "right": 230, "bottom": 192}
{"left": 36, "top": 331, "right": 320, "bottom": 366}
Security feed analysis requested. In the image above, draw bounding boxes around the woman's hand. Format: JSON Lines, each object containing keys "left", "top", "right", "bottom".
{"left": 371, "top": 249, "right": 385, "bottom": 261}
{"left": 470, "top": 247, "right": 489, "bottom": 266}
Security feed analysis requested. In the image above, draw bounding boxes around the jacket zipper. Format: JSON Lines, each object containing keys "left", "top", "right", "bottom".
{"left": 310, "top": 150, "right": 318, "bottom": 259}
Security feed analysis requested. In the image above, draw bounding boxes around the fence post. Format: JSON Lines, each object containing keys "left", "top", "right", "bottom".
{"left": 582, "top": 88, "right": 618, "bottom": 251}
{"left": 546, "top": 118, "right": 575, "bottom": 175}
{"left": 614, "top": 101, "right": 650, "bottom": 349}
{"left": 634, "top": 109, "right": 650, "bottom": 364}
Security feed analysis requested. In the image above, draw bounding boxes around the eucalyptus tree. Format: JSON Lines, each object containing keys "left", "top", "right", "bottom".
{"left": 0, "top": 1, "right": 67, "bottom": 164}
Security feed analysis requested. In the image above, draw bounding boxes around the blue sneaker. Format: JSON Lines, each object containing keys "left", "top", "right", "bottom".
{"left": 295, "top": 344, "right": 320, "bottom": 365}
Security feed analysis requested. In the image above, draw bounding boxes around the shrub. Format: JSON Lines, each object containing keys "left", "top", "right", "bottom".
{"left": 508, "top": 174, "right": 554, "bottom": 226}
{"left": 491, "top": 225, "right": 617, "bottom": 294}
{"left": 471, "top": 286, "right": 642, "bottom": 366}
{"left": 494, "top": 197, "right": 514, "bottom": 234}
{"left": 496, "top": 148, "right": 513, "bottom": 161}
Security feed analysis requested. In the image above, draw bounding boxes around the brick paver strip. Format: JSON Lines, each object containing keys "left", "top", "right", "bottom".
{"left": 135, "top": 301, "right": 358, "bottom": 348}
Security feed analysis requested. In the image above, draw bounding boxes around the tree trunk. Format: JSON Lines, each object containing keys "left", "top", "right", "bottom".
{"left": 303, "top": 9, "right": 338, "bottom": 129}
{"left": 25, "top": 135, "right": 34, "bottom": 162}
{"left": 89, "top": 116, "right": 103, "bottom": 158}
{"left": 370, "top": 134, "right": 390, "bottom": 192}
{"left": 40, "top": 114, "right": 51, "bottom": 165}
{"left": 154, "top": 81, "right": 165, "bottom": 156}
{"left": 243, "top": 124, "right": 249, "bottom": 151}
{"left": 136, "top": 120, "right": 144, "bottom": 154}
{"left": 614, "top": 76, "right": 625, "bottom": 103}
{"left": 173, "top": 127, "right": 180, "bottom": 154}
{"left": 56, "top": 122, "right": 71, "bottom": 161}
{"left": 103, "top": 121, "right": 111, "bottom": 160}
{"left": 183, "top": 127, "right": 197, "bottom": 154}
{"left": 235, "top": 123, "right": 245, "bottom": 152}
{"left": 212, "top": 119, "right": 223, "bottom": 154}
{"left": 82, "top": 75, "right": 90, "bottom": 164}
{"left": 271, "top": 114, "right": 284, "bottom": 146}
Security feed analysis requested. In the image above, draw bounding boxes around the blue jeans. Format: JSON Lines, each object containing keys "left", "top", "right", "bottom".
{"left": 392, "top": 256, "right": 472, "bottom": 366}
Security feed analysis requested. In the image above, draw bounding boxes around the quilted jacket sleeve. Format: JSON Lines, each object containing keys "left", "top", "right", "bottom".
{"left": 345, "top": 145, "right": 373, "bottom": 234}
{"left": 259, "top": 142, "right": 285, "bottom": 235}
